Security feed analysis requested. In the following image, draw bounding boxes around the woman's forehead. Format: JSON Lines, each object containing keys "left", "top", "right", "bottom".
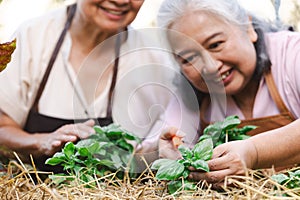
{"left": 167, "top": 13, "right": 225, "bottom": 49}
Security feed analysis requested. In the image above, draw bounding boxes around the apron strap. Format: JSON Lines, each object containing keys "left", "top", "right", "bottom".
{"left": 106, "top": 32, "right": 121, "bottom": 118}
{"left": 31, "top": 4, "right": 77, "bottom": 112}
{"left": 264, "top": 71, "right": 290, "bottom": 114}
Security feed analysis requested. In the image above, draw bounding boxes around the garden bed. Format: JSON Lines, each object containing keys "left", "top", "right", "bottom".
{"left": 1, "top": 158, "right": 300, "bottom": 200}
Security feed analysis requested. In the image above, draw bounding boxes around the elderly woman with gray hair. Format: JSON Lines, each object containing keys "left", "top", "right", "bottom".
{"left": 157, "top": 0, "right": 300, "bottom": 185}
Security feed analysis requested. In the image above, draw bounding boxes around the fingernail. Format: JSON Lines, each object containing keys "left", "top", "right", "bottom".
{"left": 176, "top": 130, "right": 186, "bottom": 137}
{"left": 69, "top": 135, "right": 77, "bottom": 141}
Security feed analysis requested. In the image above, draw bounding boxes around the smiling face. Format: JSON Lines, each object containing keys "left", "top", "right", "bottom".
{"left": 77, "top": 0, "right": 144, "bottom": 33}
{"left": 169, "top": 11, "right": 258, "bottom": 95}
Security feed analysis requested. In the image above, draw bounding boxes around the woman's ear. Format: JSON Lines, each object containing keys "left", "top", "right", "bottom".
{"left": 247, "top": 16, "right": 258, "bottom": 43}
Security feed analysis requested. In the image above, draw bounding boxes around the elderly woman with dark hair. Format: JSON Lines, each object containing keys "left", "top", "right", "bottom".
{"left": 157, "top": 0, "right": 300, "bottom": 185}
{"left": 0, "top": 0, "right": 175, "bottom": 173}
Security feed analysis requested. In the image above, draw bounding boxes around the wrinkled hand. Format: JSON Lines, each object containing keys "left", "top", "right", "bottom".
{"left": 158, "top": 127, "right": 186, "bottom": 160}
{"left": 35, "top": 119, "right": 95, "bottom": 156}
{"left": 188, "top": 140, "right": 257, "bottom": 187}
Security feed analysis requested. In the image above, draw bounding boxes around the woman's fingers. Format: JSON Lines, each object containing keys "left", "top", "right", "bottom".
{"left": 211, "top": 155, "right": 246, "bottom": 172}
{"left": 188, "top": 148, "right": 247, "bottom": 183}
{"left": 35, "top": 120, "right": 96, "bottom": 156}
{"left": 73, "top": 122, "right": 95, "bottom": 138}
{"left": 189, "top": 168, "right": 232, "bottom": 183}
{"left": 161, "top": 127, "right": 178, "bottom": 140}
{"left": 56, "top": 134, "right": 78, "bottom": 143}
{"left": 56, "top": 120, "right": 95, "bottom": 139}
{"left": 83, "top": 119, "right": 95, "bottom": 127}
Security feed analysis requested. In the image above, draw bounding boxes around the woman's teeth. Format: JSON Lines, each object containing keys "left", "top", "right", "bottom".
{"left": 106, "top": 10, "right": 124, "bottom": 16}
{"left": 215, "top": 71, "right": 230, "bottom": 82}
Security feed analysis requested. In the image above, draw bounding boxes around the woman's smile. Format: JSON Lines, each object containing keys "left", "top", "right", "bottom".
{"left": 97, "top": 4, "right": 129, "bottom": 20}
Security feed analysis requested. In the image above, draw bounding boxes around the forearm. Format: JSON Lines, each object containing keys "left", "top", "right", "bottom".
{"left": 249, "top": 119, "right": 300, "bottom": 169}
{"left": 0, "top": 126, "right": 39, "bottom": 160}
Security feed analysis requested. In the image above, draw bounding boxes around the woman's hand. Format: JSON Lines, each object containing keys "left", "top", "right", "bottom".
{"left": 158, "top": 127, "right": 185, "bottom": 160}
{"left": 188, "top": 140, "right": 258, "bottom": 186}
{"left": 35, "top": 119, "right": 96, "bottom": 156}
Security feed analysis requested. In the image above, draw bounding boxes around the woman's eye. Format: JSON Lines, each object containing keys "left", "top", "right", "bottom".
{"left": 208, "top": 41, "right": 223, "bottom": 50}
{"left": 180, "top": 54, "right": 199, "bottom": 65}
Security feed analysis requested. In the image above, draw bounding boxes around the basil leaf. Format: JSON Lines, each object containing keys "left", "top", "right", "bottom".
{"left": 191, "top": 159, "right": 209, "bottom": 172}
{"left": 110, "top": 153, "right": 123, "bottom": 169}
{"left": 167, "top": 180, "right": 197, "bottom": 194}
{"left": 78, "top": 147, "right": 91, "bottom": 157}
{"left": 116, "top": 139, "right": 134, "bottom": 152}
{"left": 221, "top": 115, "right": 241, "bottom": 130}
{"left": 106, "top": 131, "right": 122, "bottom": 140}
{"left": 230, "top": 134, "right": 251, "bottom": 141}
{"left": 48, "top": 174, "right": 71, "bottom": 185}
{"left": 124, "top": 132, "right": 140, "bottom": 142}
{"left": 193, "top": 138, "right": 213, "bottom": 161}
{"left": 203, "top": 122, "right": 222, "bottom": 145}
{"left": 94, "top": 125, "right": 105, "bottom": 134}
{"left": 182, "top": 169, "right": 190, "bottom": 179}
{"left": 63, "top": 142, "right": 75, "bottom": 159}
{"left": 198, "top": 134, "right": 212, "bottom": 142}
{"left": 155, "top": 160, "right": 185, "bottom": 180}
{"left": 238, "top": 125, "right": 257, "bottom": 134}
{"left": 178, "top": 145, "right": 193, "bottom": 159}
{"left": 76, "top": 138, "right": 94, "bottom": 148}
{"left": 167, "top": 180, "right": 182, "bottom": 194}
{"left": 151, "top": 159, "right": 175, "bottom": 170}
{"left": 97, "top": 159, "right": 115, "bottom": 168}
{"left": 293, "top": 170, "right": 300, "bottom": 177}
{"left": 272, "top": 174, "right": 289, "bottom": 184}
{"left": 51, "top": 152, "right": 65, "bottom": 158}
{"left": 45, "top": 157, "right": 65, "bottom": 166}
{"left": 86, "top": 142, "right": 101, "bottom": 155}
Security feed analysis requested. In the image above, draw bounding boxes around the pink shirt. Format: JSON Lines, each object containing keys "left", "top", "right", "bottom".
{"left": 165, "top": 31, "right": 300, "bottom": 146}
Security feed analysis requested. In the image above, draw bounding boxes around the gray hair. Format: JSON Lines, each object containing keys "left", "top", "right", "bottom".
{"left": 157, "top": 0, "right": 281, "bottom": 32}
{"left": 158, "top": 0, "right": 250, "bottom": 30}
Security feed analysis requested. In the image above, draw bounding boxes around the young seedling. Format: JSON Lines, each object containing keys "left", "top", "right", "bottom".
{"left": 272, "top": 169, "right": 300, "bottom": 193}
{"left": 45, "top": 123, "right": 141, "bottom": 186}
{"left": 203, "top": 115, "right": 256, "bottom": 147}
{"left": 151, "top": 135, "right": 213, "bottom": 194}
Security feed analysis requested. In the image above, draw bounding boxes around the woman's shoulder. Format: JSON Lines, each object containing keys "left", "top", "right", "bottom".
{"left": 265, "top": 31, "right": 300, "bottom": 51}
{"left": 265, "top": 31, "right": 300, "bottom": 65}
{"left": 265, "top": 30, "right": 300, "bottom": 93}
{"left": 13, "top": 6, "right": 67, "bottom": 39}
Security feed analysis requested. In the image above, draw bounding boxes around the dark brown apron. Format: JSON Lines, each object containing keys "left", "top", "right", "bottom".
{"left": 23, "top": 4, "right": 121, "bottom": 172}
{"left": 200, "top": 70, "right": 296, "bottom": 136}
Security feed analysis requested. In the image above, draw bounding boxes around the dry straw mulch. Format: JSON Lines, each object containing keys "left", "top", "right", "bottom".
{"left": 1, "top": 157, "right": 300, "bottom": 200}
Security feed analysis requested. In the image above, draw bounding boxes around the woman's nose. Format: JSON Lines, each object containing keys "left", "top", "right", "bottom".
{"left": 201, "top": 52, "right": 222, "bottom": 75}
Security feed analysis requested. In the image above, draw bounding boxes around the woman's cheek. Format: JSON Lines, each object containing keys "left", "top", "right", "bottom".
{"left": 183, "top": 68, "right": 208, "bottom": 92}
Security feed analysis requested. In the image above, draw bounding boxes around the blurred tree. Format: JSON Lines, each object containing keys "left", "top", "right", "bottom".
{"left": 270, "top": 0, "right": 300, "bottom": 31}
{"left": 288, "top": 0, "right": 300, "bottom": 31}
{"left": 271, "top": 0, "right": 281, "bottom": 25}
